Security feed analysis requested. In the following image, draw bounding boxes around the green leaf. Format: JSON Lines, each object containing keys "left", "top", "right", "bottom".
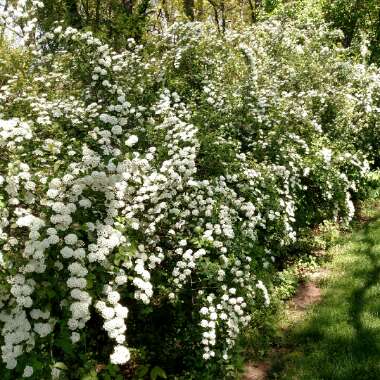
{"left": 54, "top": 362, "right": 68, "bottom": 370}
{"left": 53, "top": 161, "right": 61, "bottom": 172}
{"left": 150, "top": 366, "right": 167, "bottom": 380}
{"left": 106, "top": 363, "right": 118, "bottom": 376}
{"left": 81, "top": 369, "right": 98, "bottom": 380}
{"left": 31, "top": 358, "right": 44, "bottom": 370}
{"left": 135, "top": 365, "right": 149, "bottom": 378}
{"left": 56, "top": 337, "right": 74, "bottom": 355}
{"left": 87, "top": 273, "right": 96, "bottom": 289}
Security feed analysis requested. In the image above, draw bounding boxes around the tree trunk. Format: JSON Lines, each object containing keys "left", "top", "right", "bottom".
{"left": 342, "top": 0, "right": 362, "bottom": 48}
{"left": 183, "top": 0, "right": 195, "bottom": 21}
{"left": 94, "top": 0, "right": 100, "bottom": 31}
{"left": 65, "top": 0, "right": 82, "bottom": 28}
{"left": 370, "top": 9, "right": 380, "bottom": 63}
{"left": 122, "top": 0, "right": 134, "bottom": 15}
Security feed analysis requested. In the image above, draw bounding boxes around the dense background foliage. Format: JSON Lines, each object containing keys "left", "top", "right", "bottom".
{"left": 1, "top": 0, "right": 380, "bottom": 379}
{"left": 10, "top": 0, "right": 380, "bottom": 64}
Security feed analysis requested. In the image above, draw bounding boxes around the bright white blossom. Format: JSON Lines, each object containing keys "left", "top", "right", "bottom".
{"left": 0, "top": 4, "right": 375, "bottom": 376}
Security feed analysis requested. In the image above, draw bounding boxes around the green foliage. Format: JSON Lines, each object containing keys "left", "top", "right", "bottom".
{"left": 323, "top": 0, "right": 380, "bottom": 63}
{"left": 1, "top": 1, "right": 380, "bottom": 380}
{"left": 272, "top": 209, "right": 380, "bottom": 379}
{"left": 36, "top": 0, "right": 152, "bottom": 47}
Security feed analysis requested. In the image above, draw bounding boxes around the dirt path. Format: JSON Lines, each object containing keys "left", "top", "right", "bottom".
{"left": 243, "top": 268, "right": 330, "bottom": 380}
{"left": 243, "top": 204, "right": 380, "bottom": 380}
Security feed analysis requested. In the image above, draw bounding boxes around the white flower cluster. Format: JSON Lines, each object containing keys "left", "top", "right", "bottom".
{"left": 0, "top": 0, "right": 43, "bottom": 47}
{"left": 199, "top": 284, "right": 251, "bottom": 360}
{"left": 95, "top": 287, "right": 130, "bottom": 364}
{"left": 0, "top": 119, "right": 32, "bottom": 150}
{"left": 0, "top": 309, "right": 32, "bottom": 369}
{"left": 0, "top": 9, "right": 377, "bottom": 376}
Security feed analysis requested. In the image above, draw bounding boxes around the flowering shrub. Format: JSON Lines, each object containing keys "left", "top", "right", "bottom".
{"left": 0, "top": 2, "right": 379, "bottom": 379}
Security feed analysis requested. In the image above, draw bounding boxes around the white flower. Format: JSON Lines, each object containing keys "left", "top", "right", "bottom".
{"left": 73, "top": 248, "right": 86, "bottom": 259}
{"left": 125, "top": 135, "right": 138, "bottom": 147}
{"left": 22, "top": 366, "right": 34, "bottom": 378}
{"left": 71, "top": 332, "right": 81, "bottom": 343}
{"left": 256, "top": 280, "right": 270, "bottom": 306}
{"left": 110, "top": 345, "right": 130, "bottom": 364}
{"left": 320, "top": 147, "right": 332, "bottom": 165}
{"left": 116, "top": 334, "right": 125, "bottom": 344}
{"left": 67, "top": 277, "right": 87, "bottom": 289}
{"left": 114, "top": 304, "right": 129, "bottom": 318}
{"left": 34, "top": 322, "right": 52, "bottom": 337}
{"left": 47, "top": 188, "right": 60, "bottom": 199}
{"left": 111, "top": 125, "right": 123, "bottom": 135}
{"left": 107, "top": 291, "right": 121, "bottom": 305}
{"left": 47, "top": 228, "right": 58, "bottom": 235}
{"left": 51, "top": 368, "right": 61, "bottom": 379}
{"left": 79, "top": 198, "right": 91, "bottom": 208}
{"left": 64, "top": 234, "right": 78, "bottom": 245}
{"left": 115, "top": 274, "right": 128, "bottom": 285}
{"left": 68, "top": 262, "right": 88, "bottom": 277}
{"left": 101, "top": 307, "right": 115, "bottom": 320}
{"left": 60, "top": 246, "right": 74, "bottom": 259}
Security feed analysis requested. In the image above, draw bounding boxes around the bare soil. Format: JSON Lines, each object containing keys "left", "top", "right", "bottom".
{"left": 242, "top": 268, "right": 329, "bottom": 380}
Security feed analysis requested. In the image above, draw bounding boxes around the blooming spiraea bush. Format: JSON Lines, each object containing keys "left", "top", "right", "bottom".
{"left": 0, "top": 1, "right": 379, "bottom": 379}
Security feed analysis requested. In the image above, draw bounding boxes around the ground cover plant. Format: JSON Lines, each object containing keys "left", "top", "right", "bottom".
{"left": 0, "top": 1, "right": 380, "bottom": 379}
{"left": 271, "top": 200, "right": 380, "bottom": 380}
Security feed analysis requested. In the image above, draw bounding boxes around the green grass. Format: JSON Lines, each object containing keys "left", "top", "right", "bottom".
{"left": 271, "top": 208, "right": 380, "bottom": 380}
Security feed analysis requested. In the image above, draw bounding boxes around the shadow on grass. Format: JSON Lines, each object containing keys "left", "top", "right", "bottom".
{"left": 271, "top": 219, "right": 380, "bottom": 380}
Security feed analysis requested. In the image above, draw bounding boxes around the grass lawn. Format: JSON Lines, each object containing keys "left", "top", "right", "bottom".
{"left": 271, "top": 208, "right": 380, "bottom": 380}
